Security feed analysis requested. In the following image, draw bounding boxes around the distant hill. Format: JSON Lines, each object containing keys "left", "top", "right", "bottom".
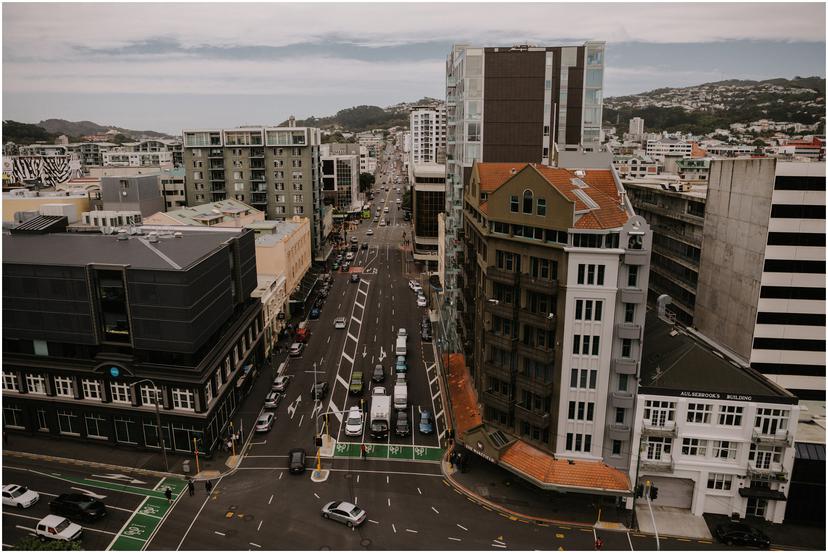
{"left": 37, "top": 119, "right": 172, "bottom": 139}
{"left": 287, "top": 98, "right": 441, "bottom": 132}
{"left": 605, "top": 76, "right": 825, "bottom": 135}
{"left": 2, "top": 120, "right": 58, "bottom": 144}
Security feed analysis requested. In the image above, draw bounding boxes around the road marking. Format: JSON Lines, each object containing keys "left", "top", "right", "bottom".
{"left": 627, "top": 532, "right": 634, "bottom": 550}
{"left": 406, "top": 529, "right": 418, "bottom": 533}
{"left": 347, "top": 333, "right": 358, "bottom": 342}
{"left": 15, "top": 524, "right": 35, "bottom": 535}
{"left": 432, "top": 506, "right": 440, "bottom": 514}
{"left": 214, "top": 531, "right": 225, "bottom": 536}
{"left": 268, "top": 495, "right": 273, "bottom": 505}
{"left": 491, "top": 544, "right": 506, "bottom": 549}
{"left": 429, "top": 376, "right": 438, "bottom": 386}
{"left": 298, "top": 414, "right": 304, "bottom": 427}
{"left": 355, "top": 302, "right": 364, "bottom": 309}
{"left": 70, "top": 486, "right": 107, "bottom": 499}
{"left": 417, "top": 487, "right": 422, "bottom": 495}
{"left": 92, "top": 473, "right": 147, "bottom": 485}
{"left": 392, "top": 524, "right": 397, "bottom": 533}
{"left": 279, "top": 472, "right": 283, "bottom": 480}
{"left": 387, "top": 498, "right": 391, "bottom": 507}
{"left": 386, "top": 475, "right": 389, "bottom": 484}
{"left": 368, "top": 519, "right": 379, "bottom": 524}
{"left": 343, "top": 352, "right": 354, "bottom": 363}
{"left": 354, "top": 496, "right": 358, "bottom": 504}
{"left": 258, "top": 520, "right": 263, "bottom": 532}
{"left": 249, "top": 543, "right": 262, "bottom": 548}
{"left": 327, "top": 336, "right": 331, "bottom": 344}
{"left": 337, "top": 374, "right": 349, "bottom": 388}
{"left": 457, "top": 524, "right": 468, "bottom": 531}
{"left": 356, "top": 475, "right": 360, "bottom": 483}
{"left": 314, "top": 493, "right": 320, "bottom": 499}
{"left": 448, "top": 537, "right": 462, "bottom": 542}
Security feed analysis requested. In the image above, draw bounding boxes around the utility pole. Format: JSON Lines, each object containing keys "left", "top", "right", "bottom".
{"left": 132, "top": 379, "right": 169, "bottom": 473}
{"left": 645, "top": 481, "right": 660, "bottom": 550}
{"left": 630, "top": 434, "right": 644, "bottom": 531}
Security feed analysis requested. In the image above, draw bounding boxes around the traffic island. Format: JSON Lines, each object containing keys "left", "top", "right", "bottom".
{"left": 311, "top": 468, "right": 330, "bottom": 483}
{"left": 319, "top": 435, "right": 336, "bottom": 458}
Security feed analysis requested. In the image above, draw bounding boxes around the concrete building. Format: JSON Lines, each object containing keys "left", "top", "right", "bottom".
{"left": 646, "top": 139, "right": 693, "bottom": 161}
{"left": 624, "top": 159, "right": 825, "bottom": 399}
{"left": 630, "top": 307, "right": 798, "bottom": 524}
{"left": 79, "top": 210, "right": 143, "bottom": 234}
{"left": 409, "top": 104, "right": 446, "bottom": 167}
{"left": 2, "top": 189, "right": 90, "bottom": 224}
{"left": 100, "top": 175, "right": 165, "bottom": 216}
{"left": 251, "top": 274, "right": 288, "bottom": 359}
{"left": 455, "top": 161, "right": 651, "bottom": 493}
{"left": 102, "top": 150, "right": 174, "bottom": 168}
{"left": 784, "top": 400, "right": 825, "bottom": 525}
{"left": 613, "top": 154, "right": 661, "bottom": 179}
{"left": 2, "top": 226, "right": 262, "bottom": 456}
{"left": 182, "top": 125, "right": 330, "bottom": 260}
{"left": 675, "top": 158, "right": 712, "bottom": 184}
{"left": 442, "top": 41, "right": 607, "bottom": 354}
{"left": 66, "top": 142, "right": 118, "bottom": 168}
{"left": 411, "top": 163, "right": 446, "bottom": 268}
{"left": 320, "top": 143, "right": 361, "bottom": 211}
{"left": 159, "top": 167, "right": 187, "bottom": 210}
{"left": 359, "top": 145, "right": 377, "bottom": 175}
{"left": 143, "top": 199, "right": 264, "bottom": 228}
{"left": 629, "top": 117, "right": 645, "bottom": 141}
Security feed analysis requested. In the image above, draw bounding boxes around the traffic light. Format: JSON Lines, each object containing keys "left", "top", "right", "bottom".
{"left": 315, "top": 435, "right": 323, "bottom": 447}
{"left": 650, "top": 486, "right": 659, "bottom": 500}
{"left": 635, "top": 484, "right": 644, "bottom": 498}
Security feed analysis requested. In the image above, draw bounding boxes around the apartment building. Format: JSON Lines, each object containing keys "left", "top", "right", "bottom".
{"left": 320, "top": 143, "right": 361, "bottom": 211}
{"left": 100, "top": 175, "right": 165, "bottom": 216}
{"left": 412, "top": 163, "right": 446, "bottom": 268}
{"left": 624, "top": 159, "right": 825, "bottom": 399}
{"left": 630, "top": 306, "right": 798, "bottom": 524}
{"left": 2, "top": 226, "right": 262, "bottom": 456}
{"left": 182, "top": 125, "right": 329, "bottom": 259}
{"left": 409, "top": 104, "right": 446, "bottom": 168}
{"left": 66, "top": 142, "right": 118, "bottom": 167}
{"left": 628, "top": 117, "right": 645, "bottom": 140}
{"left": 143, "top": 199, "right": 264, "bottom": 227}
{"left": 613, "top": 154, "right": 661, "bottom": 179}
{"left": 646, "top": 139, "right": 693, "bottom": 161}
{"left": 359, "top": 145, "right": 377, "bottom": 174}
{"left": 159, "top": 167, "right": 187, "bottom": 210}
{"left": 102, "top": 150, "right": 174, "bottom": 168}
{"left": 442, "top": 41, "right": 606, "bottom": 353}
{"left": 459, "top": 161, "right": 651, "bottom": 481}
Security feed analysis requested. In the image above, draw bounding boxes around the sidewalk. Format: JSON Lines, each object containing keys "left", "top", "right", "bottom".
{"left": 704, "top": 513, "right": 825, "bottom": 550}
{"left": 3, "top": 342, "right": 292, "bottom": 480}
{"left": 441, "top": 448, "right": 628, "bottom": 528}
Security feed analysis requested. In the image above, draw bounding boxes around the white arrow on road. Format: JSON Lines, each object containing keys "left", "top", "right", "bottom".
{"left": 311, "top": 400, "right": 323, "bottom": 420}
{"left": 362, "top": 345, "right": 367, "bottom": 358}
{"left": 91, "top": 474, "right": 146, "bottom": 485}
{"left": 287, "top": 395, "right": 302, "bottom": 419}
{"left": 70, "top": 487, "right": 107, "bottom": 500}
{"left": 378, "top": 347, "right": 387, "bottom": 362}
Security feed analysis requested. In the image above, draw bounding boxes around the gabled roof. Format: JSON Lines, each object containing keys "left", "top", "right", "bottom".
{"left": 477, "top": 163, "right": 529, "bottom": 192}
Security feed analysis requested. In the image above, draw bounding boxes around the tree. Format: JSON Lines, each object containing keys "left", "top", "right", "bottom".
{"left": 111, "top": 133, "right": 132, "bottom": 145}
{"left": 359, "top": 172, "right": 375, "bottom": 193}
{"left": 15, "top": 537, "right": 83, "bottom": 551}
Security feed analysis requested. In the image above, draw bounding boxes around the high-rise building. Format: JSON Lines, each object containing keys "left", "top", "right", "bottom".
{"left": 624, "top": 159, "right": 825, "bottom": 399}
{"left": 442, "top": 42, "right": 606, "bottom": 355}
{"left": 320, "top": 143, "right": 361, "bottom": 212}
{"left": 411, "top": 163, "right": 445, "bottom": 269}
{"left": 182, "top": 125, "right": 330, "bottom": 260}
{"left": 409, "top": 104, "right": 446, "bottom": 167}
{"left": 458, "top": 161, "right": 650, "bottom": 481}
{"left": 628, "top": 117, "right": 644, "bottom": 140}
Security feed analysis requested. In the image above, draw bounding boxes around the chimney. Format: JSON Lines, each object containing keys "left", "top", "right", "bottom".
{"left": 288, "top": 116, "right": 296, "bottom": 128}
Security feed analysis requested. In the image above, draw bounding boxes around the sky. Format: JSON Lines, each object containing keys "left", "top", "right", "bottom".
{"left": 2, "top": 2, "right": 826, "bottom": 134}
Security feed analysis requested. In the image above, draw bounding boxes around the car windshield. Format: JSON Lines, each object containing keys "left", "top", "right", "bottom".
{"left": 291, "top": 452, "right": 303, "bottom": 462}
{"left": 10, "top": 488, "right": 26, "bottom": 498}
{"left": 347, "top": 416, "right": 361, "bottom": 425}
{"left": 349, "top": 507, "right": 363, "bottom": 516}
{"left": 55, "top": 520, "right": 71, "bottom": 532}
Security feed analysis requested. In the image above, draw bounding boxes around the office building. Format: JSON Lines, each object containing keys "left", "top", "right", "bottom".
{"left": 2, "top": 226, "right": 262, "bottom": 456}
{"left": 2, "top": 189, "right": 90, "bottom": 225}
{"left": 624, "top": 159, "right": 825, "bottom": 399}
{"left": 182, "top": 125, "right": 330, "bottom": 260}
{"left": 628, "top": 117, "right": 645, "bottom": 140}
{"left": 442, "top": 41, "right": 606, "bottom": 354}
{"left": 409, "top": 104, "right": 446, "bottom": 167}
{"left": 645, "top": 139, "right": 693, "bottom": 161}
{"left": 320, "top": 144, "right": 361, "bottom": 211}
{"left": 411, "top": 163, "right": 446, "bottom": 268}
{"left": 159, "top": 167, "right": 187, "bottom": 210}
{"left": 455, "top": 161, "right": 651, "bottom": 491}
{"left": 630, "top": 305, "right": 798, "bottom": 524}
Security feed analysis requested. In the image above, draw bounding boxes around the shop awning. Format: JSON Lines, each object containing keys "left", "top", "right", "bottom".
{"left": 738, "top": 487, "right": 787, "bottom": 500}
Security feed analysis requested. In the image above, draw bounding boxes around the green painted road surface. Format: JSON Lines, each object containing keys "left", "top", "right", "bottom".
{"left": 334, "top": 442, "right": 443, "bottom": 461}
{"left": 107, "top": 477, "right": 186, "bottom": 551}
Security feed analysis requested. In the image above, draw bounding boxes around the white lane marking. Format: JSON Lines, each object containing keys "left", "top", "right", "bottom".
{"left": 347, "top": 333, "right": 358, "bottom": 342}
{"left": 627, "top": 532, "right": 635, "bottom": 550}
{"left": 431, "top": 506, "right": 439, "bottom": 514}
{"left": 368, "top": 519, "right": 379, "bottom": 524}
{"left": 15, "top": 524, "right": 35, "bottom": 535}
{"left": 214, "top": 531, "right": 226, "bottom": 537}
{"left": 449, "top": 537, "right": 462, "bottom": 542}
{"left": 491, "top": 544, "right": 507, "bottom": 549}
{"left": 279, "top": 472, "right": 283, "bottom": 480}
{"left": 327, "top": 336, "right": 331, "bottom": 344}
{"left": 354, "top": 496, "right": 358, "bottom": 504}
{"left": 392, "top": 523, "right": 397, "bottom": 533}
{"left": 417, "top": 487, "right": 422, "bottom": 495}
{"left": 351, "top": 316, "right": 362, "bottom": 324}
{"left": 356, "top": 475, "right": 360, "bottom": 483}
{"left": 336, "top": 374, "right": 349, "bottom": 388}
{"left": 338, "top": 303, "right": 342, "bottom": 310}
{"left": 429, "top": 376, "right": 438, "bottom": 386}
{"left": 258, "top": 520, "right": 263, "bottom": 532}
{"left": 386, "top": 475, "right": 389, "bottom": 484}
{"left": 70, "top": 487, "right": 107, "bottom": 499}
{"left": 268, "top": 495, "right": 273, "bottom": 505}
{"left": 298, "top": 414, "right": 304, "bottom": 427}
{"left": 355, "top": 302, "right": 364, "bottom": 309}
{"left": 314, "top": 493, "right": 320, "bottom": 499}
{"left": 406, "top": 529, "right": 418, "bottom": 533}
{"left": 327, "top": 400, "right": 343, "bottom": 423}
{"left": 250, "top": 543, "right": 262, "bottom": 548}
{"left": 387, "top": 498, "right": 391, "bottom": 507}
{"left": 493, "top": 539, "right": 506, "bottom": 545}
{"left": 457, "top": 524, "right": 468, "bottom": 531}
{"left": 342, "top": 352, "right": 354, "bottom": 364}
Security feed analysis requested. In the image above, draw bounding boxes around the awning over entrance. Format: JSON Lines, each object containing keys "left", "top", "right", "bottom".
{"left": 738, "top": 487, "right": 787, "bottom": 500}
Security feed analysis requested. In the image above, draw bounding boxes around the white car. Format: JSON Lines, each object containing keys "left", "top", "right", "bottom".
{"left": 264, "top": 392, "right": 282, "bottom": 409}
{"left": 272, "top": 375, "right": 290, "bottom": 392}
{"left": 411, "top": 283, "right": 423, "bottom": 295}
{"left": 366, "top": 229, "right": 374, "bottom": 235}
{"left": 345, "top": 252, "right": 354, "bottom": 261}
{"left": 384, "top": 207, "right": 389, "bottom": 213}
{"left": 35, "top": 515, "right": 82, "bottom": 542}
{"left": 379, "top": 220, "right": 386, "bottom": 227}
{"left": 321, "top": 501, "right": 367, "bottom": 527}
{"left": 334, "top": 317, "right": 346, "bottom": 329}
{"left": 255, "top": 412, "right": 275, "bottom": 433}
{"left": 289, "top": 343, "right": 304, "bottom": 357}
{"left": 408, "top": 279, "right": 418, "bottom": 290}
{"left": 345, "top": 406, "right": 363, "bottom": 437}
{"left": 417, "top": 295, "right": 427, "bottom": 307}
{"left": 397, "top": 328, "right": 407, "bottom": 338}
{"left": 2, "top": 484, "right": 39, "bottom": 508}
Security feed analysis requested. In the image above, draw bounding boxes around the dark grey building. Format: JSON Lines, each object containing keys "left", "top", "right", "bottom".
{"left": 100, "top": 174, "right": 166, "bottom": 216}
{"left": 2, "top": 227, "right": 263, "bottom": 456}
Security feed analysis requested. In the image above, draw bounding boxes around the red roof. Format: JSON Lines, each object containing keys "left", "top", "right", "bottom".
{"left": 446, "top": 353, "right": 482, "bottom": 435}
{"left": 477, "top": 163, "right": 530, "bottom": 192}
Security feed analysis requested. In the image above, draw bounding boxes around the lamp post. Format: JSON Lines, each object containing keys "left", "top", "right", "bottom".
{"left": 131, "top": 378, "right": 169, "bottom": 473}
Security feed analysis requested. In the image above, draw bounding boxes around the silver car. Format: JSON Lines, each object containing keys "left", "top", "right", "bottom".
{"left": 321, "top": 501, "right": 367, "bottom": 527}
{"left": 264, "top": 392, "right": 282, "bottom": 409}
{"left": 254, "top": 412, "right": 274, "bottom": 433}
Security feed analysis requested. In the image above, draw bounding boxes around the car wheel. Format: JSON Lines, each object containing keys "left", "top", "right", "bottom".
{"left": 322, "top": 512, "right": 329, "bottom": 519}
{"left": 347, "top": 521, "right": 353, "bottom": 528}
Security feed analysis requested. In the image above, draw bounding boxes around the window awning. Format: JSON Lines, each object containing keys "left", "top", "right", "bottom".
{"left": 738, "top": 487, "right": 787, "bottom": 501}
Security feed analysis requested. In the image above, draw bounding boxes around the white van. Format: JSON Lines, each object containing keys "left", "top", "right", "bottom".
{"left": 394, "top": 381, "right": 408, "bottom": 411}
{"left": 395, "top": 336, "right": 407, "bottom": 356}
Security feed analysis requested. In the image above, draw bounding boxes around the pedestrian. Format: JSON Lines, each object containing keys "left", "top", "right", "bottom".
{"left": 187, "top": 479, "right": 195, "bottom": 497}
{"left": 205, "top": 480, "right": 213, "bottom": 495}
{"left": 164, "top": 487, "right": 172, "bottom": 503}
{"left": 360, "top": 443, "right": 366, "bottom": 459}
{"left": 448, "top": 452, "right": 455, "bottom": 469}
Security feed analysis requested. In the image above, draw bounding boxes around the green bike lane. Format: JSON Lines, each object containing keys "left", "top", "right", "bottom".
{"left": 334, "top": 442, "right": 443, "bottom": 462}
{"left": 106, "top": 477, "right": 187, "bottom": 551}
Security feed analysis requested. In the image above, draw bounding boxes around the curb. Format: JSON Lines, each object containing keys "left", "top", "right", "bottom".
{"left": 4, "top": 449, "right": 182, "bottom": 480}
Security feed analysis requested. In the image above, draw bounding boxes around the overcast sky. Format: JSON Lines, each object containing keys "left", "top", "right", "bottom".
{"left": 3, "top": 2, "right": 825, "bottom": 134}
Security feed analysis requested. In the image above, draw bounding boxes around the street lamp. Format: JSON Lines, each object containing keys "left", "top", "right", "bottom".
{"left": 131, "top": 378, "right": 169, "bottom": 473}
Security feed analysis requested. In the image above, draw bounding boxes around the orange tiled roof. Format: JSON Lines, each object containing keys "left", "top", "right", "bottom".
{"left": 532, "top": 165, "right": 629, "bottom": 230}
{"left": 500, "top": 440, "right": 631, "bottom": 493}
{"left": 479, "top": 201, "right": 489, "bottom": 214}
{"left": 477, "top": 163, "right": 529, "bottom": 192}
{"left": 446, "top": 353, "right": 482, "bottom": 435}
{"left": 690, "top": 143, "right": 708, "bottom": 158}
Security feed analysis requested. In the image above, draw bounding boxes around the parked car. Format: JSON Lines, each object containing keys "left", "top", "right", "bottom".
{"left": 255, "top": 412, "right": 275, "bottom": 432}
{"left": 384, "top": 207, "right": 389, "bottom": 213}
{"left": 397, "top": 328, "right": 407, "bottom": 338}
{"left": 309, "top": 307, "right": 321, "bottom": 320}
{"left": 2, "top": 485, "right": 39, "bottom": 508}
{"left": 332, "top": 262, "right": 340, "bottom": 270}
{"left": 350, "top": 273, "right": 360, "bottom": 283}
{"left": 379, "top": 220, "right": 386, "bottom": 227}
{"left": 349, "top": 371, "right": 364, "bottom": 395}
{"left": 408, "top": 279, "right": 419, "bottom": 291}
{"left": 314, "top": 297, "right": 325, "bottom": 309}
{"left": 367, "top": 229, "right": 374, "bottom": 235}
{"left": 345, "top": 252, "right": 354, "bottom": 261}
{"left": 312, "top": 382, "right": 329, "bottom": 401}
{"left": 361, "top": 242, "right": 368, "bottom": 250}
{"left": 417, "top": 294, "right": 427, "bottom": 307}
{"left": 272, "top": 376, "right": 290, "bottom": 392}
{"left": 395, "top": 356, "right": 407, "bottom": 373}
{"left": 264, "top": 392, "right": 282, "bottom": 409}
{"left": 421, "top": 326, "right": 432, "bottom": 342}
{"left": 289, "top": 343, "right": 304, "bottom": 357}
{"left": 345, "top": 406, "right": 363, "bottom": 437}
{"left": 35, "top": 515, "right": 82, "bottom": 542}
{"left": 49, "top": 494, "right": 107, "bottom": 522}
{"left": 372, "top": 364, "right": 385, "bottom": 383}
{"left": 341, "top": 263, "right": 350, "bottom": 272}
{"left": 350, "top": 244, "right": 358, "bottom": 252}
{"left": 395, "top": 411, "right": 410, "bottom": 437}
{"left": 714, "top": 522, "right": 771, "bottom": 548}
{"left": 288, "top": 448, "right": 306, "bottom": 474}
{"left": 419, "top": 410, "right": 434, "bottom": 434}
{"left": 334, "top": 317, "right": 346, "bottom": 329}
{"left": 321, "top": 501, "right": 367, "bottom": 528}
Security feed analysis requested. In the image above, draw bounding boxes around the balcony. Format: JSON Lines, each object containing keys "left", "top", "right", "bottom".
{"left": 483, "top": 360, "right": 513, "bottom": 381}
{"left": 250, "top": 148, "right": 265, "bottom": 158}
{"left": 250, "top": 193, "right": 268, "bottom": 205}
{"left": 516, "top": 342, "right": 556, "bottom": 364}
{"left": 620, "top": 288, "right": 646, "bottom": 304}
{"left": 516, "top": 373, "right": 555, "bottom": 396}
{"left": 514, "top": 404, "right": 551, "bottom": 428}
{"left": 625, "top": 250, "right": 649, "bottom": 265}
{"left": 615, "top": 323, "right": 642, "bottom": 340}
{"left": 612, "top": 357, "right": 638, "bottom": 375}
{"left": 751, "top": 430, "right": 793, "bottom": 447}
{"left": 523, "top": 277, "right": 559, "bottom": 294}
{"left": 607, "top": 423, "right": 631, "bottom": 441}
{"left": 640, "top": 456, "right": 674, "bottom": 473}
{"left": 747, "top": 465, "right": 788, "bottom": 483}
{"left": 208, "top": 149, "right": 224, "bottom": 158}
{"left": 487, "top": 266, "right": 518, "bottom": 285}
{"left": 484, "top": 331, "right": 517, "bottom": 351}
{"left": 209, "top": 161, "right": 225, "bottom": 170}
{"left": 610, "top": 391, "right": 635, "bottom": 409}
{"left": 641, "top": 420, "right": 677, "bottom": 437}
{"left": 484, "top": 300, "right": 516, "bottom": 320}
{"left": 520, "top": 309, "right": 557, "bottom": 328}
{"left": 481, "top": 390, "right": 512, "bottom": 412}
{"left": 210, "top": 186, "right": 226, "bottom": 193}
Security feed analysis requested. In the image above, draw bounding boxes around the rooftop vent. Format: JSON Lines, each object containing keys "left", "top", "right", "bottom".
{"left": 510, "top": 167, "right": 517, "bottom": 175}
{"left": 148, "top": 231, "right": 159, "bottom": 243}
{"left": 574, "top": 170, "right": 586, "bottom": 178}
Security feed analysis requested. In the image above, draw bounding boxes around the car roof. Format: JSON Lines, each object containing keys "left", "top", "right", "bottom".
{"left": 39, "top": 514, "right": 68, "bottom": 526}
{"left": 3, "top": 484, "right": 22, "bottom": 492}
{"left": 257, "top": 413, "right": 273, "bottom": 421}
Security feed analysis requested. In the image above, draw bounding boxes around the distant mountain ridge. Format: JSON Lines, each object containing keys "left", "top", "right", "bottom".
{"left": 36, "top": 119, "right": 172, "bottom": 139}
{"left": 286, "top": 97, "right": 441, "bottom": 132}
{"left": 604, "top": 76, "right": 825, "bottom": 135}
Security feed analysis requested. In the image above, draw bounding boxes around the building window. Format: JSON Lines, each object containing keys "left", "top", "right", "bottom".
{"left": 204, "top": 383, "right": 213, "bottom": 406}
{"left": 36, "top": 409, "right": 49, "bottom": 431}
{"left": 624, "top": 303, "right": 635, "bottom": 323}
{"left": 712, "top": 440, "right": 738, "bottom": 460}
{"left": 26, "top": 374, "right": 46, "bottom": 395}
{"left": 591, "top": 335, "right": 600, "bottom": 356}
{"left": 54, "top": 376, "right": 74, "bottom": 398}
{"left": 114, "top": 416, "right": 137, "bottom": 444}
{"left": 643, "top": 400, "right": 675, "bottom": 426}
{"left": 510, "top": 195, "right": 519, "bottom": 212}
{"left": 57, "top": 410, "right": 80, "bottom": 435}
{"left": 749, "top": 444, "right": 783, "bottom": 469}
{"left": 141, "top": 385, "right": 163, "bottom": 407}
{"left": 3, "top": 405, "right": 24, "bottom": 429}
{"left": 85, "top": 414, "right": 107, "bottom": 439}
{"left": 618, "top": 374, "right": 629, "bottom": 391}
{"left": 172, "top": 388, "right": 195, "bottom": 411}
{"left": 687, "top": 403, "right": 712, "bottom": 424}
{"left": 754, "top": 408, "right": 789, "bottom": 435}
{"left": 522, "top": 190, "right": 533, "bottom": 214}
{"left": 621, "top": 338, "right": 633, "bottom": 358}
{"left": 573, "top": 335, "right": 581, "bottom": 354}
{"left": 537, "top": 198, "right": 546, "bottom": 216}
{"left": 681, "top": 438, "right": 708, "bottom": 457}
{"left": 581, "top": 335, "right": 591, "bottom": 355}
{"left": 707, "top": 473, "right": 733, "bottom": 491}
{"left": 612, "top": 440, "right": 622, "bottom": 456}
{"left": 718, "top": 405, "right": 743, "bottom": 426}
{"left": 615, "top": 408, "right": 625, "bottom": 424}
{"left": 643, "top": 436, "right": 672, "bottom": 460}
{"left": 82, "top": 379, "right": 102, "bottom": 401}
{"left": 2, "top": 372, "right": 19, "bottom": 392}
{"left": 110, "top": 382, "right": 130, "bottom": 404}
{"left": 627, "top": 266, "right": 639, "bottom": 287}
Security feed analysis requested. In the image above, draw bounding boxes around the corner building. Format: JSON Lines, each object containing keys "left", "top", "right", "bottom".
{"left": 2, "top": 227, "right": 263, "bottom": 456}
{"left": 462, "top": 162, "right": 651, "bottom": 473}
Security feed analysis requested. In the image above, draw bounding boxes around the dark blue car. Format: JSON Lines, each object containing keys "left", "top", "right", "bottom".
{"left": 309, "top": 307, "right": 321, "bottom": 320}
{"left": 419, "top": 410, "right": 434, "bottom": 434}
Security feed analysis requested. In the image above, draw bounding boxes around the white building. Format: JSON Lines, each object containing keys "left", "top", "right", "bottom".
{"left": 646, "top": 139, "right": 693, "bottom": 161}
{"left": 629, "top": 306, "right": 799, "bottom": 524}
{"left": 613, "top": 154, "right": 661, "bottom": 178}
{"left": 629, "top": 117, "right": 645, "bottom": 140}
{"left": 79, "top": 210, "right": 143, "bottom": 233}
{"left": 102, "top": 150, "right": 174, "bottom": 168}
{"left": 409, "top": 104, "right": 446, "bottom": 166}
{"left": 320, "top": 144, "right": 361, "bottom": 212}
{"left": 251, "top": 274, "right": 288, "bottom": 358}
{"left": 359, "top": 145, "right": 377, "bottom": 174}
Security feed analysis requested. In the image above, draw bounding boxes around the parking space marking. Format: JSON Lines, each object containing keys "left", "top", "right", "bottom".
{"left": 342, "top": 352, "right": 354, "bottom": 364}
{"left": 336, "top": 374, "right": 349, "bottom": 388}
